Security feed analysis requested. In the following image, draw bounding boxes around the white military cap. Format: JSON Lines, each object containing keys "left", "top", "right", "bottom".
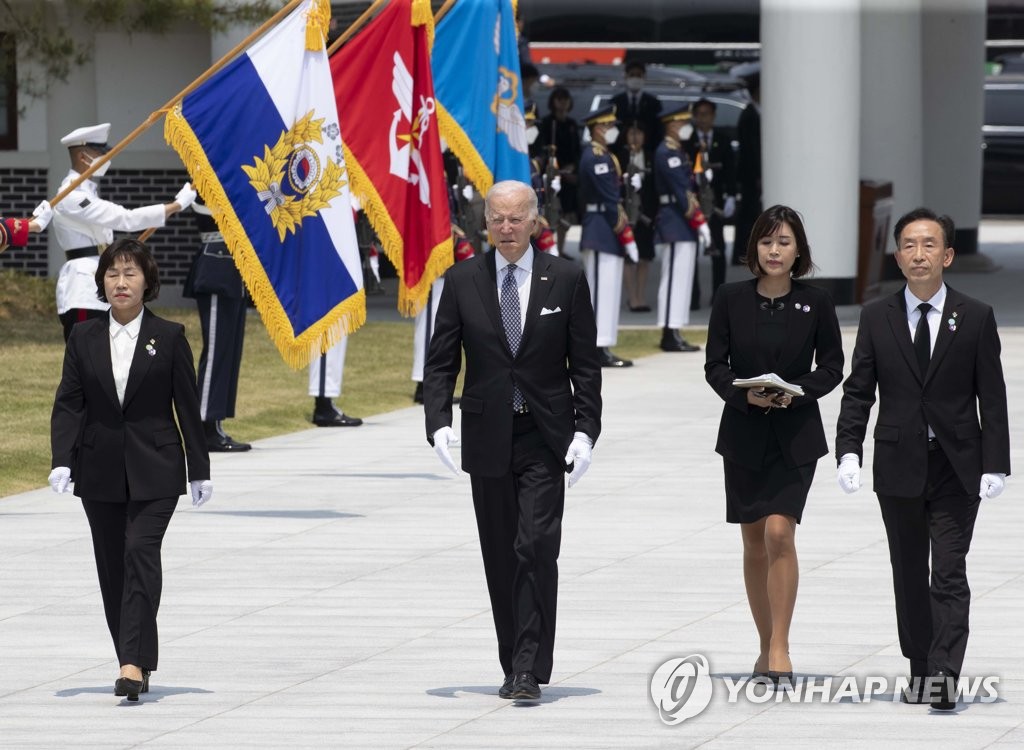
{"left": 60, "top": 123, "right": 111, "bottom": 148}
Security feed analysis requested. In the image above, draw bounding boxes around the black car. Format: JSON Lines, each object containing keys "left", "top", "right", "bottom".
{"left": 983, "top": 75, "right": 1024, "bottom": 215}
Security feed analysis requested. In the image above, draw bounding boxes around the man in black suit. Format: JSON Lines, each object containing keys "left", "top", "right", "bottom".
{"left": 686, "top": 98, "right": 737, "bottom": 307}
{"left": 734, "top": 72, "right": 761, "bottom": 266}
{"left": 610, "top": 60, "right": 662, "bottom": 161}
{"left": 836, "top": 208, "right": 1010, "bottom": 710}
{"left": 423, "top": 180, "right": 602, "bottom": 702}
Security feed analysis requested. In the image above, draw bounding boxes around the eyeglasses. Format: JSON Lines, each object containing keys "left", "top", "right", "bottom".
{"left": 486, "top": 215, "right": 530, "bottom": 228}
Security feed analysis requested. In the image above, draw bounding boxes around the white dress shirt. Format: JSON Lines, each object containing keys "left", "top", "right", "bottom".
{"left": 109, "top": 310, "right": 143, "bottom": 406}
{"left": 495, "top": 246, "right": 534, "bottom": 332}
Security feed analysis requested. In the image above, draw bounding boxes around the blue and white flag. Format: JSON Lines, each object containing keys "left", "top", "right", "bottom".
{"left": 165, "top": 0, "right": 364, "bottom": 369}
{"left": 432, "top": 0, "right": 530, "bottom": 195}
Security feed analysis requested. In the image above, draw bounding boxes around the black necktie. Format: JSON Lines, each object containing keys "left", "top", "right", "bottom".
{"left": 914, "top": 302, "right": 932, "bottom": 378}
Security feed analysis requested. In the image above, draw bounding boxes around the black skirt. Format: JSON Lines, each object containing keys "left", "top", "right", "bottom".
{"left": 723, "top": 430, "right": 815, "bottom": 524}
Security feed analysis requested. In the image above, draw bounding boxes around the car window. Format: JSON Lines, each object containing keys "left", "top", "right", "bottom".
{"left": 985, "top": 85, "right": 1024, "bottom": 127}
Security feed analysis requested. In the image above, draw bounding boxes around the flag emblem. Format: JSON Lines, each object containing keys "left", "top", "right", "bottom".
{"left": 389, "top": 51, "right": 436, "bottom": 206}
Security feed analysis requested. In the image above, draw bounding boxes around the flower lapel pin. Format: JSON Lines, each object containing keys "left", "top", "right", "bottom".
{"left": 145, "top": 338, "right": 157, "bottom": 357}
{"left": 792, "top": 302, "right": 811, "bottom": 313}
{"left": 948, "top": 311, "right": 958, "bottom": 332}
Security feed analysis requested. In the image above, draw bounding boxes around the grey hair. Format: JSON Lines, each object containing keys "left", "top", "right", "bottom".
{"left": 485, "top": 180, "right": 538, "bottom": 220}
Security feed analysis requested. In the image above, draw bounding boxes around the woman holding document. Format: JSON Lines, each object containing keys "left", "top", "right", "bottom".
{"left": 704, "top": 205, "right": 844, "bottom": 684}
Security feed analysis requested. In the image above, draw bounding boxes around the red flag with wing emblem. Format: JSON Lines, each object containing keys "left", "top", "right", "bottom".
{"left": 330, "top": 0, "right": 452, "bottom": 317}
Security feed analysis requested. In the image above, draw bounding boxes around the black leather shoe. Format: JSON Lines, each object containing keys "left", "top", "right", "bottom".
{"left": 204, "top": 420, "right": 252, "bottom": 452}
{"left": 511, "top": 672, "right": 541, "bottom": 700}
{"left": 660, "top": 328, "right": 700, "bottom": 353}
{"left": 312, "top": 398, "right": 363, "bottom": 427}
{"left": 498, "top": 673, "right": 515, "bottom": 699}
{"left": 901, "top": 676, "right": 928, "bottom": 704}
{"left": 114, "top": 677, "right": 143, "bottom": 702}
{"left": 599, "top": 347, "right": 633, "bottom": 368}
{"left": 929, "top": 669, "right": 957, "bottom": 711}
{"left": 413, "top": 382, "right": 424, "bottom": 404}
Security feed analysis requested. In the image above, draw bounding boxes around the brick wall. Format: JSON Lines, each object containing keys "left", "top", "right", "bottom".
{"left": 0, "top": 167, "right": 197, "bottom": 287}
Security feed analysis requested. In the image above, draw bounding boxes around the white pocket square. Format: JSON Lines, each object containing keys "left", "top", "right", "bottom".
{"left": 540, "top": 306, "right": 562, "bottom": 316}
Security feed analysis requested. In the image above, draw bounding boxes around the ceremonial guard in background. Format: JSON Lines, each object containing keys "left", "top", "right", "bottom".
{"left": 578, "top": 105, "right": 640, "bottom": 368}
{"left": 525, "top": 100, "right": 560, "bottom": 257}
{"left": 182, "top": 199, "right": 251, "bottom": 452}
{"left": 539, "top": 87, "right": 582, "bottom": 255}
{"left": 51, "top": 123, "right": 196, "bottom": 340}
{"left": 309, "top": 339, "right": 362, "bottom": 427}
{"left": 616, "top": 123, "right": 658, "bottom": 312}
{"left": 686, "top": 98, "right": 737, "bottom": 308}
{"left": 653, "top": 106, "right": 711, "bottom": 352}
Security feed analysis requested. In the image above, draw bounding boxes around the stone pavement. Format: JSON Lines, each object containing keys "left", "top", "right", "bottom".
{"left": 2, "top": 224, "right": 1023, "bottom": 748}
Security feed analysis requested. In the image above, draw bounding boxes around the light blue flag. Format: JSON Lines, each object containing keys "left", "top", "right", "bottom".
{"left": 433, "top": 0, "right": 530, "bottom": 194}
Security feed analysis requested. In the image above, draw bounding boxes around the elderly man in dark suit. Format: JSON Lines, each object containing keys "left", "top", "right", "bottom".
{"left": 423, "top": 180, "right": 602, "bottom": 702}
{"left": 836, "top": 207, "right": 1010, "bottom": 711}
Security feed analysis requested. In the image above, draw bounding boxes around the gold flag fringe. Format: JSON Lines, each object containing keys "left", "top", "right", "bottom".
{"left": 343, "top": 143, "right": 453, "bottom": 317}
{"left": 164, "top": 106, "right": 365, "bottom": 370}
{"left": 305, "top": 0, "right": 332, "bottom": 51}
{"left": 411, "top": 0, "right": 435, "bottom": 49}
{"left": 436, "top": 100, "right": 494, "bottom": 197}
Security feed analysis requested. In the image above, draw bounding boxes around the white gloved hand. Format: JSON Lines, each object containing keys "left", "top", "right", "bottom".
{"left": 624, "top": 241, "right": 639, "bottom": 264}
{"left": 837, "top": 454, "right": 861, "bottom": 494}
{"left": 979, "top": 472, "right": 1006, "bottom": 499}
{"left": 630, "top": 172, "right": 643, "bottom": 191}
{"left": 350, "top": 194, "right": 362, "bottom": 212}
{"left": 48, "top": 466, "right": 71, "bottom": 494}
{"left": 190, "top": 479, "right": 213, "bottom": 507}
{"left": 432, "top": 426, "right": 461, "bottom": 476}
{"left": 32, "top": 200, "right": 54, "bottom": 230}
{"left": 723, "top": 195, "right": 736, "bottom": 219}
{"left": 175, "top": 182, "right": 197, "bottom": 211}
{"left": 564, "top": 434, "right": 593, "bottom": 488}
{"left": 550, "top": 175, "right": 562, "bottom": 194}
{"left": 461, "top": 184, "right": 474, "bottom": 201}
{"left": 698, "top": 222, "right": 712, "bottom": 248}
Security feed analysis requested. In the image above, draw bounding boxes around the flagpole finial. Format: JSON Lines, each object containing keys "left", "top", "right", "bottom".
{"left": 305, "top": 0, "right": 331, "bottom": 51}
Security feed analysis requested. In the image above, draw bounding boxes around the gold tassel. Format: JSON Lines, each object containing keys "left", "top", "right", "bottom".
{"left": 411, "top": 0, "right": 435, "bottom": 48}
{"left": 305, "top": 0, "right": 331, "bottom": 52}
{"left": 436, "top": 100, "right": 493, "bottom": 197}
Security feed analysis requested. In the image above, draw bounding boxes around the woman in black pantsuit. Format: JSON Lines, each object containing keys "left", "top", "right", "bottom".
{"left": 49, "top": 239, "right": 212, "bottom": 701}
{"left": 704, "top": 206, "right": 843, "bottom": 683}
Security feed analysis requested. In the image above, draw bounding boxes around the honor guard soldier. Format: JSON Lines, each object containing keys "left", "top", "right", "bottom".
{"left": 578, "top": 104, "right": 639, "bottom": 368}
{"left": 525, "top": 100, "right": 559, "bottom": 256}
{"left": 52, "top": 123, "right": 196, "bottom": 340}
{"left": 310, "top": 338, "right": 362, "bottom": 426}
{"left": 182, "top": 199, "right": 251, "bottom": 452}
{"left": 653, "top": 106, "right": 711, "bottom": 352}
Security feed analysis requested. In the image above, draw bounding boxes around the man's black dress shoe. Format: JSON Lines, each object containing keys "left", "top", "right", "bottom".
{"left": 599, "top": 347, "right": 633, "bottom": 368}
{"left": 205, "top": 420, "right": 252, "bottom": 452}
{"left": 413, "top": 382, "right": 424, "bottom": 404}
{"left": 312, "top": 397, "right": 363, "bottom": 427}
{"left": 498, "top": 673, "right": 515, "bottom": 699}
{"left": 660, "top": 328, "right": 700, "bottom": 353}
{"left": 511, "top": 672, "right": 541, "bottom": 700}
{"left": 900, "top": 676, "right": 929, "bottom": 704}
{"left": 929, "top": 669, "right": 957, "bottom": 711}
{"left": 114, "top": 676, "right": 144, "bottom": 702}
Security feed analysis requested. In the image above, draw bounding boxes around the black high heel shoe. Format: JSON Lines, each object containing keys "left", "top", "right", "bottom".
{"left": 141, "top": 670, "right": 150, "bottom": 694}
{"left": 114, "top": 677, "right": 144, "bottom": 701}
{"left": 768, "top": 670, "right": 794, "bottom": 686}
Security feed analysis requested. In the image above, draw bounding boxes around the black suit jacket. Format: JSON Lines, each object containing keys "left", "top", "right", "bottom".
{"left": 705, "top": 280, "right": 844, "bottom": 470}
{"left": 610, "top": 91, "right": 663, "bottom": 160}
{"left": 423, "top": 249, "right": 602, "bottom": 477}
{"left": 685, "top": 129, "right": 737, "bottom": 202}
{"left": 836, "top": 286, "right": 1010, "bottom": 497}
{"left": 736, "top": 104, "right": 761, "bottom": 194}
{"left": 51, "top": 308, "right": 210, "bottom": 501}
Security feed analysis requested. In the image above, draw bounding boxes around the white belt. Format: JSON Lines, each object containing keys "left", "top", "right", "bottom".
{"left": 659, "top": 195, "right": 678, "bottom": 205}
{"left": 585, "top": 203, "right": 603, "bottom": 212}
{"left": 200, "top": 231, "right": 224, "bottom": 244}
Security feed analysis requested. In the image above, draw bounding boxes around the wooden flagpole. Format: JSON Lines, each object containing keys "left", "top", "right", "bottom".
{"left": 49, "top": 0, "right": 307, "bottom": 209}
{"left": 433, "top": 0, "right": 457, "bottom": 24}
{"left": 325, "top": 0, "right": 388, "bottom": 56}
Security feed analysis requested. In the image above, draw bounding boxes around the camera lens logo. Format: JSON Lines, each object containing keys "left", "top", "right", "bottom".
{"left": 650, "top": 654, "right": 713, "bottom": 725}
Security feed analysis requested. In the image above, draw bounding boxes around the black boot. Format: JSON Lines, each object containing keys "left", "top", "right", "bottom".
{"left": 204, "top": 420, "right": 252, "bottom": 452}
{"left": 660, "top": 327, "right": 699, "bottom": 353}
{"left": 599, "top": 347, "right": 633, "bottom": 368}
{"left": 312, "top": 397, "right": 363, "bottom": 427}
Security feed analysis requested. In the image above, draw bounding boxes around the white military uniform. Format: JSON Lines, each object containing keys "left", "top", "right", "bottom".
{"left": 308, "top": 336, "right": 348, "bottom": 398}
{"left": 411, "top": 278, "right": 444, "bottom": 383}
{"left": 52, "top": 170, "right": 167, "bottom": 314}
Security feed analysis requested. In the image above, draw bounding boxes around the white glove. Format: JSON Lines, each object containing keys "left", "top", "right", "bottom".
{"left": 432, "top": 426, "right": 461, "bottom": 476}
{"left": 979, "top": 472, "right": 1006, "bottom": 499}
{"left": 630, "top": 172, "right": 643, "bottom": 191}
{"left": 48, "top": 466, "right": 71, "bottom": 494}
{"left": 624, "top": 241, "right": 639, "bottom": 264}
{"left": 723, "top": 195, "right": 736, "bottom": 219}
{"left": 461, "top": 184, "right": 474, "bottom": 201}
{"left": 698, "top": 223, "right": 712, "bottom": 248}
{"left": 190, "top": 479, "right": 213, "bottom": 507}
{"left": 174, "top": 182, "right": 197, "bottom": 211}
{"left": 32, "top": 200, "right": 54, "bottom": 230}
{"left": 564, "top": 434, "right": 593, "bottom": 488}
{"left": 837, "top": 454, "right": 861, "bottom": 494}
{"left": 350, "top": 194, "right": 362, "bottom": 212}
{"left": 550, "top": 175, "right": 562, "bottom": 194}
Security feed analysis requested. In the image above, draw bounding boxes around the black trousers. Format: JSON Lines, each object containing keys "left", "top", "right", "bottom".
{"left": 59, "top": 309, "right": 107, "bottom": 342}
{"left": 194, "top": 292, "right": 247, "bottom": 421}
{"left": 691, "top": 212, "right": 727, "bottom": 308}
{"left": 733, "top": 191, "right": 761, "bottom": 266}
{"left": 82, "top": 497, "right": 178, "bottom": 670}
{"left": 877, "top": 446, "right": 980, "bottom": 677}
{"left": 469, "top": 415, "right": 565, "bottom": 684}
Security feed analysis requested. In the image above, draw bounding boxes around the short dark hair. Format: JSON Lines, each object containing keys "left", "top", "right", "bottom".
{"left": 893, "top": 207, "right": 954, "bottom": 249}
{"left": 625, "top": 60, "right": 645, "bottom": 76}
{"left": 692, "top": 98, "right": 716, "bottom": 115}
{"left": 548, "top": 86, "right": 573, "bottom": 112}
{"left": 745, "top": 204, "right": 814, "bottom": 278}
{"left": 95, "top": 238, "right": 161, "bottom": 302}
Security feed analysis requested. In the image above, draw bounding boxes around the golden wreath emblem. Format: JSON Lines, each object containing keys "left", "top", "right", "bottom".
{"left": 242, "top": 110, "right": 346, "bottom": 242}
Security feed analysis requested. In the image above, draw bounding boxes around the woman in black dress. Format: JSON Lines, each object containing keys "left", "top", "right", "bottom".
{"left": 704, "top": 205, "right": 844, "bottom": 683}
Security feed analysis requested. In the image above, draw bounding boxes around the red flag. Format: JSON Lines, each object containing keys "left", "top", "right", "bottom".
{"left": 330, "top": 0, "right": 452, "bottom": 317}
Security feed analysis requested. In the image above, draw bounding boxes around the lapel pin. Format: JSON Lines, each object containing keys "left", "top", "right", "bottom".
{"left": 145, "top": 338, "right": 157, "bottom": 356}
{"left": 793, "top": 302, "right": 800, "bottom": 309}
{"left": 540, "top": 276, "right": 548, "bottom": 281}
